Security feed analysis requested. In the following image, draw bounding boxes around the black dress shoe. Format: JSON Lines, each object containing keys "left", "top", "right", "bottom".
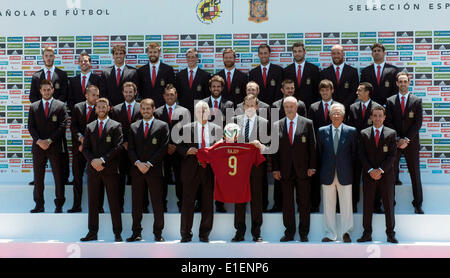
{"left": 353, "top": 207, "right": 357, "bottom": 213}
{"left": 216, "top": 205, "right": 226, "bottom": 213}
{"left": 80, "top": 232, "right": 97, "bottom": 241}
{"left": 199, "top": 236, "right": 209, "bottom": 243}
{"left": 68, "top": 207, "right": 81, "bottom": 213}
{"left": 114, "top": 234, "right": 123, "bottom": 242}
{"left": 126, "top": 234, "right": 142, "bottom": 242}
{"left": 66, "top": 180, "right": 74, "bottom": 185}
{"left": 280, "top": 236, "right": 294, "bottom": 242}
{"left": 395, "top": 180, "right": 402, "bottom": 185}
{"left": 343, "top": 233, "right": 352, "bottom": 243}
{"left": 253, "top": 236, "right": 263, "bottom": 242}
{"left": 54, "top": 207, "right": 63, "bottom": 213}
{"left": 387, "top": 235, "right": 398, "bottom": 244}
{"left": 99, "top": 208, "right": 105, "bottom": 213}
{"left": 357, "top": 235, "right": 372, "bottom": 242}
{"left": 155, "top": 235, "right": 165, "bottom": 242}
{"left": 120, "top": 208, "right": 124, "bottom": 213}
{"left": 30, "top": 206, "right": 44, "bottom": 213}
{"left": 231, "top": 235, "right": 245, "bottom": 242}
{"left": 322, "top": 237, "right": 334, "bottom": 242}
{"left": 194, "top": 203, "right": 201, "bottom": 213}
{"left": 414, "top": 206, "right": 424, "bottom": 214}
{"left": 180, "top": 237, "right": 192, "bottom": 243}
{"left": 28, "top": 180, "right": 34, "bottom": 185}
{"left": 143, "top": 207, "right": 150, "bottom": 213}
{"left": 268, "top": 206, "right": 282, "bottom": 213}
{"left": 374, "top": 207, "right": 384, "bottom": 214}
{"left": 300, "top": 236, "right": 309, "bottom": 242}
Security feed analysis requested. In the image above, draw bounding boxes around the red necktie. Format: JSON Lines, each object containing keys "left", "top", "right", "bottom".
{"left": 376, "top": 65, "right": 381, "bottom": 86}
{"left": 44, "top": 101, "right": 49, "bottom": 118}
{"left": 127, "top": 104, "right": 132, "bottom": 123}
{"left": 214, "top": 100, "right": 218, "bottom": 116}
{"left": 401, "top": 96, "right": 406, "bottom": 116}
{"left": 227, "top": 71, "right": 231, "bottom": 92}
{"left": 82, "top": 75, "right": 86, "bottom": 95}
{"left": 297, "top": 65, "right": 302, "bottom": 87}
{"left": 375, "top": 129, "right": 380, "bottom": 147}
{"left": 98, "top": 121, "right": 103, "bottom": 138}
{"left": 47, "top": 70, "right": 51, "bottom": 81}
{"left": 151, "top": 65, "right": 156, "bottom": 87}
{"left": 324, "top": 103, "right": 329, "bottom": 121}
{"left": 189, "top": 70, "right": 194, "bottom": 89}
{"left": 168, "top": 107, "right": 173, "bottom": 123}
{"left": 86, "top": 105, "right": 93, "bottom": 124}
{"left": 362, "top": 104, "right": 366, "bottom": 119}
{"left": 263, "top": 67, "right": 267, "bottom": 87}
{"left": 144, "top": 122, "right": 149, "bottom": 139}
{"left": 289, "top": 120, "right": 294, "bottom": 146}
{"left": 336, "top": 66, "right": 340, "bottom": 85}
{"left": 201, "top": 125, "right": 206, "bottom": 149}
{"left": 116, "top": 68, "right": 121, "bottom": 87}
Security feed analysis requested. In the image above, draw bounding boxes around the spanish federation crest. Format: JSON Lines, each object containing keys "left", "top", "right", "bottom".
{"left": 249, "top": 0, "right": 268, "bottom": 23}
{"left": 196, "top": 0, "right": 222, "bottom": 25}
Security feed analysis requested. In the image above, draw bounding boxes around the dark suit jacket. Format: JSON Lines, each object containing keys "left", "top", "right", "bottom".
{"left": 217, "top": 69, "right": 248, "bottom": 106}
{"left": 308, "top": 100, "right": 338, "bottom": 133}
{"left": 68, "top": 73, "right": 102, "bottom": 109}
{"left": 28, "top": 99, "right": 68, "bottom": 153}
{"left": 202, "top": 96, "right": 234, "bottom": 124}
{"left": 82, "top": 119, "right": 123, "bottom": 175}
{"left": 317, "top": 124, "right": 358, "bottom": 185}
{"left": 283, "top": 62, "right": 321, "bottom": 109}
{"left": 154, "top": 104, "right": 191, "bottom": 144}
{"left": 360, "top": 63, "right": 399, "bottom": 106}
{"left": 137, "top": 62, "right": 175, "bottom": 107}
{"left": 346, "top": 99, "right": 381, "bottom": 131}
{"left": 272, "top": 116, "right": 317, "bottom": 179}
{"left": 110, "top": 102, "right": 142, "bottom": 143}
{"left": 320, "top": 64, "right": 359, "bottom": 110}
{"left": 272, "top": 98, "right": 307, "bottom": 119}
{"left": 100, "top": 65, "right": 139, "bottom": 106}
{"left": 175, "top": 68, "right": 211, "bottom": 115}
{"left": 385, "top": 94, "right": 423, "bottom": 149}
{"left": 30, "top": 68, "right": 69, "bottom": 103}
{"left": 176, "top": 122, "right": 222, "bottom": 185}
{"left": 128, "top": 119, "right": 170, "bottom": 176}
{"left": 249, "top": 63, "right": 283, "bottom": 105}
{"left": 70, "top": 102, "right": 98, "bottom": 149}
{"left": 358, "top": 126, "right": 397, "bottom": 179}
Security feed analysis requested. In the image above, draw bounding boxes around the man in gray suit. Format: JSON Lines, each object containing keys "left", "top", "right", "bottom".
{"left": 317, "top": 103, "right": 358, "bottom": 243}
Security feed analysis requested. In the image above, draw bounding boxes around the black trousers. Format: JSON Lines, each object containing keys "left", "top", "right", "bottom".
{"left": 180, "top": 166, "right": 214, "bottom": 239}
{"left": 117, "top": 149, "right": 131, "bottom": 210}
{"left": 281, "top": 166, "right": 311, "bottom": 237}
{"left": 87, "top": 171, "right": 122, "bottom": 234}
{"left": 61, "top": 136, "right": 70, "bottom": 183}
{"left": 362, "top": 173, "right": 396, "bottom": 237}
{"left": 234, "top": 164, "right": 263, "bottom": 238}
{"left": 394, "top": 147, "right": 423, "bottom": 207}
{"left": 163, "top": 152, "right": 183, "bottom": 206}
{"left": 32, "top": 146, "right": 65, "bottom": 208}
{"left": 71, "top": 146, "right": 104, "bottom": 209}
{"left": 131, "top": 169, "right": 164, "bottom": 236}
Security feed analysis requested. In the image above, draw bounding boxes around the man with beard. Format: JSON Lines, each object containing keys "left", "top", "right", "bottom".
{"left": 137, "top": 42, "right": 175, "bottom": 108}
{"left": 100, "top": 45, "right": 139, "bottom": 106}
{"left": 283, "top": 42, "right": 321, "bottom": 110}
{"left": 216, "top": 48, "right": 248, "bottom": 107}
{"left": 81, "top": 98, "right": 123, "bottom": 242}
{"left": 249, "top": 44, "right": 283, "bottom": 106}
{"left": 320, "top": 45, "right": 359, "bottom": 113}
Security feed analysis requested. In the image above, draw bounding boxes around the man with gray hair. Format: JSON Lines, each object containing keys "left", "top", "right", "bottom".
{"left": 317, "top": 103, "right": 358, "bottom": 243}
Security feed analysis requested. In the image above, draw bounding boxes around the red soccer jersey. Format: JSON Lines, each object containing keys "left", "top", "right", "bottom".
{"left": 197, "top": 142, "right": 266, "bottom": 203}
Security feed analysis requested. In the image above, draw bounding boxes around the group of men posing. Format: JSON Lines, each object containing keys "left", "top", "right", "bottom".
{"left": 27, "top": 41, "right": 423, "bottom": 244}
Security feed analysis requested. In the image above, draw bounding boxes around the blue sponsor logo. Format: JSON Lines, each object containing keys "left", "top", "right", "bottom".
{"left": 434, "top": 139, "right": 450, "bottom": 144}
{"left": 434, "top": 31, "right": 450, "bottom": 36}
{"left": 7, "top": 140, "right": 22, "bottom": 145}
{"left": 305, "top": 39, "right": 321, "bottom": 45}
{"left": 442, "top": 159, "right": 450, "bottom": 164}
{"left": 306, "top": 58, "right": 319, "bottom": 63}
{"left": 7, "top": 106, "right": 23, "bottom": 111}
{"left": 432, "top": 62, "right": 443, "bottom": 66}
{"left": 346, "top": 57, "right": 359, "bottom": 62}
{"left": 346, "top": 52, "right": 359, "bottom": 57}
{"left": 138, "top": 55, "right": 148, "bottom": 59}
{"left": 435, "top": 67, "right": 450, "bottom": 72}
{"left": 414, "top": 92, "right": 426, "bottom": 97}
{"left": 431, "top": 133, "right": 442, "bottom": 137}
{"left": 7, "top": 37, "right": 23, "bottom": 42}
{"left": 138, "top": 60, "right": 148, "bottom": 64}
{"left": 93, "top": 42, "right": 109, "bottom": 47}
{"left": 0, "top": 96, "right": 8, "bottom": 100}
{"left": 400, "top": 51, "right": 413, "bottom": 56}
{"left": 24, "top": 159, "right": 33, "bottom": 163}
{"left": 0, "top": 165, "right": 8, "bottom": 169}
{"left": 126, "top": 55, "right": 137, "bottom": 59}
{"left": 279, "top": 53, "right": 292, "bottom": 57}
{"left": 414, "top": 57, "right": 427, "bottom": 61}
{"left": 287, "top": 33, "right": 303, "bottom": 38}
{"left": 378, "top": 38, "right": 395, "bottom": 44}
{"left": 76, "top": 36, "right": 92, "bottom": 41}
{"left": 163, "top": 41, "right": 179, "bottom": 47}
{"left": 442, "top": 123, "right": 450, "bottom": 127}
{"left": 0, "top": 61, "right": 8, "bottom": 65}
{"left": 7, "top": 71, "right": 23, "bottom": 77}
{"left": 216, "top": 34, "right": 232, "bottom": 39}
{"left": 24, "top": 146, "right": 32, "bottom": 152}
{"left": 433, "top": 170, "right": 443, "bottom": 174}
{"left": 442, "top": 51, "right": 450, "bottom": 55}
{"left": 24, "top": 77, "right": 32, "bottom": 83}
{"left": 419, "top": 165, "right": 427, "bottom": 169}
{"left": 200, "top": 59, "right": 214, "bottom": 63}
{"left": 400, "top": 57, "right": 412, "bottom": 61}
{"left": 434, "top": 103, "right": 450, "bottom": 108}
{"left": 24, "top": 56, "right": 36, "bottom": 60}
{"left": 90, "top": 55, "right": 100, "bottom": 60}
{"left": 442, "top": 87, "right": 450, "bottom": 91}
{"left": 100, "top": 60, "right": 111, "bottom": 65}
{"left": 180, "top": 48, "right": 190, "bottom": 53}
{"left": 146, "top": 35, "right": 162, "bottom": 41}
{"left": 0, "top": 130, "right": 7, "bottom": 135}
{"left": 397, "top": 45, "right": 414, "bottom": 50}
{"left": 240, "top": 59, "right": 253, "bottom": 63}
{"left": 432, "top": 98, "right": 443, "bottom": 102}
{"left": 387, "top": 52, "right": 399, "bottom": 56}
{"left": 360, "top": 32, "right": 376, "bottom": 37}
{"left": 239, "top": 53, "right": 253, "bottom": 58}
{"left": 360, "top": 57, "right": 372, "bottom": 62}
{"left": 234, "top": 41, "right": 250, "bottom": 46}
{"left": 176, "top": 54, "right": 186, "bottom": 58}
{"left": 323, "top": 46, "right": 332, "bottom": 51}
{"left": 24, "top": 43, "right": 40, "bottom": 48}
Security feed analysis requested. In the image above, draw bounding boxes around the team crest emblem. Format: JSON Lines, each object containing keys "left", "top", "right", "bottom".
{"left": 196, "top": 0, "right": 222, "bottom": 25}
{"left": 249, "top": 0, "right": 268, "bottom": 23}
